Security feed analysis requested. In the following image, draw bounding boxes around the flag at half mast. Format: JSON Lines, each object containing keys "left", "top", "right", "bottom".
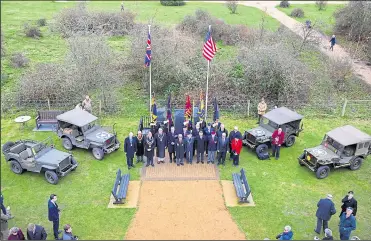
{"left": 203, "top": 27, "right": 217, "bottom": 61}
{"left": 144, "top": 31, "right": 151, "bottom": 67}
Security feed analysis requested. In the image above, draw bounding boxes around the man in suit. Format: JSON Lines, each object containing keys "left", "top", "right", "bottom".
{"left": 192, "top": 123, "right": 202, "bottom": 157}
{"left": 124, "top": 132, "right": 137, "bottom": 170}
{"left": 167, "top": 126, "right": 177, "bottom": 163}
{"left": 196, "top": 131, "right": 206, "bottom": 164}
{"left": 217, "top": 133, "right": 229, "bottom": 166}
{"left": 145, "top": 131, "right": 155, "bottom": 167}
{"left": 207, "top": 131, "right": 218, "bottom": 164}
{"left": 217, "top": 124, "right": 228, "bottom": 138}
{"left": 155, "top": 128, "right": 167, "bottom": 164}
{"left": 48, "top": 194, "right": 61, "bottom": 240}
{"left": 185, "top": 131, "right": 194, "bottom": 164}
{"left": 340, "top": 191, "right": 357, "bottom": 217}
{"left": 203, "top": 123, "right": 213, "bottom": 156}
{"left": 315, "top": 194, "right": 336, "bottom": 235}
{"left": 27, "top": 223, "right": 47, "bottom": 240}
{"left": 175, "top": 134, "right": 185, "bottom": 166}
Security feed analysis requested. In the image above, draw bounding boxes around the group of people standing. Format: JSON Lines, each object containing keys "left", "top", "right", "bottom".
{"left": 124, "top": 119, "right": 244, "bottom": 168}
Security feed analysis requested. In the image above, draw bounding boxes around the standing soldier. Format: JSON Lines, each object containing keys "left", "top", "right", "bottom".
{"left": 340, "top": 191, "right": 357, "bottom": 217}
{"left": 217, "top": 123, "right": 228, "bottom": 138}
{"left": 229, "top": 126, "right": 241, "bottom": 160}
{"left": 124, "top": 132, "right": 137, "bottom": 170}
{"left": 217, "top": 133, "right": 229, "bottom": 166}
{"left": 257, "top": 97, "right": 267, "bottom": 124}
{"left": 175, "top": 134, "right": 185, "bottom": 166}
{"left": 135, "top": 131, "right": 144, "bottom": 163}
{"left": 167, "top": 126, "right": 177, "bottom": 163}
{"left": 155, "top": 128, "right": 167, "bottom": 164}
{"left": 196, "top": 131, "right": 206, "bottom": 164}
{"left": 203, "top": 123, "right": 213, "bottom": 156}
{"left": 231, "top": 134, "right": 243, "bottom": 166}
{"left": 185, "top": 131, "right": 194, "bottom": 164}
{"left": 145, "top": 132, "right": 155, "bottom": 167}
{"left": 207, "top": 131, "right": 218, "bottom": 164}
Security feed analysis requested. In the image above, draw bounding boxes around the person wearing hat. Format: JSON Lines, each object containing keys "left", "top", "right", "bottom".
{"left": 340, "top": 191, "right": 357, "bottom": 217}
{"left": 175, "top": 134, "right": 185, "bottom": 166}
{"left": 124, "top": 132, "right": 137, "bottom": 170}
{"left": 207, "top": 130, "right": 218, "bottom": 164}
{"left": 144, "top": 131, "right": 155, "bottom": 167}
{"left": 196, "top": 131, "right": 206, "bottom": 164}
{"left": 231, "top": 133, "right": 243, "bottom": 166}
{"left": 185, "top": 131, "right": 194, "bottom": 164}
{"left": 229, "top": 126, "right": 241, "bottom": 160}
{"left": 314, "top": 194, "right": 336, "bottom": 235}
{"left": 203, "top": 123, "right": 214, "bottom": 157}
{"left": 155, "top": 128, "right": 167, "bottom": 164}
{"left": 167, "top": 126, "right": 177, "bottom": 163}
{"left": 339, "top": 207, "right": 356, "bottom": 240}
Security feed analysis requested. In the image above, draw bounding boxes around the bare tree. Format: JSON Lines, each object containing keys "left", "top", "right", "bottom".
{"left": 315, "top": 1, "right": 328, "bottom": 11}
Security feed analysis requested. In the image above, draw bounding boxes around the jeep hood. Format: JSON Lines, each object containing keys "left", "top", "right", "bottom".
{"left": 306, "top": 145, "right": 339, "bottom": 159}
{"left": 247, "top": 127, "right": 273, "bottom": 138}
{"left": 85, "top": 128, "right": 114, "bottom": 143}
{"left": 36, "top": 149, "right": 71, "bottom": 165}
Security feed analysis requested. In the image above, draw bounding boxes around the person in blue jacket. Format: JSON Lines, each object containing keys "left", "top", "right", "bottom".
{"left": 315, "top": 194, "right": 336, "bottom": 234}
{"left": 339, "top": 207, "right": 356, "bottom": 240}
{"left": 276, "top": 225, "right": 293, "bottom": 240}
{"left": 329, "top": 35, "right": 336, "bottom": 51}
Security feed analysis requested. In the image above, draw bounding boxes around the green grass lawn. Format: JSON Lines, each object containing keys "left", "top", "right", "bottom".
{"left": 277, "top": 4, "right": 345, "bottom": 35}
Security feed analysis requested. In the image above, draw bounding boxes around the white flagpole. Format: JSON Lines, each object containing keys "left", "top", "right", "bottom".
{"left": 205, "top": 25, "right": 211, "bottom": 122}
{"left": 148, "top": 25, "right": 152, "bottom": 120}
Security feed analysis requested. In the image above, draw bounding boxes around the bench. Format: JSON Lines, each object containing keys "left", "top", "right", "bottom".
{"left": 232, "top": 168, "right": 251, "bottom": 203}
{"left": 111, "top": 169, "right": 130, "bottom": 204}
{"left": 35, "top": 110, "right": 65, "bottom": 130}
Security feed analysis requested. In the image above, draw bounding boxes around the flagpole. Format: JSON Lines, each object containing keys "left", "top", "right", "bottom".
{"left": 205, "top": 25, "right": 211, "bottom": 122}
{"left": 148, "top": 24, "right": 152, "bottom": 120}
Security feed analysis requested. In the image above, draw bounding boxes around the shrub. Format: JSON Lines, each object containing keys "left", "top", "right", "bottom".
{"left": 24, "top": 23, "right": 42, "bottom": 38}
{"left": 315, "top": 1, "right": 327, "bottom": 11}
{"left": 367, "top": 40, "right": 371, "bottom": 62}
{"left": 160, "top": 0, "right": 185, "bottom": 6}
{"left": 327, "top": 58, "right": 353, "bottom": 90}
{"left": 290, "top": 8, "right": 304, "bottom": 18}
{"left": 279, "top": 1, "right": 290, "bottom": 8}
{"left": 37, "top": 18, "right": 47, "bottom": 26}
{"left": 226, "top": 1, "right": 238, "bottom": 14}
{"left": 11, "top": 52, "right": 29, "bottom": 68}
{"left": 1, "top": 30, "right": 4, "bottom": 57}
{"left": 52, "top": 3, "right": 135, "bottom": 38}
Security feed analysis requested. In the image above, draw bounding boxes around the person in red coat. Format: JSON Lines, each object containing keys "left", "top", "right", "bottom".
{"left": 231, "top": 134, "right": 243, "bottom": 166}
{"left": 271, "top": 128, "right": 285, "bottom": 160}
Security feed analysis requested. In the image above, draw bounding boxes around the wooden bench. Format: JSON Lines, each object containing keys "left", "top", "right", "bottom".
{"left": 35, "top": 110, "right": 65, "bottom": 129}
{"left": 111, "top": 169, "right": 130, "bottom": 204}
{"left": 232, "top": 168, "right": 251, "bottom": 203}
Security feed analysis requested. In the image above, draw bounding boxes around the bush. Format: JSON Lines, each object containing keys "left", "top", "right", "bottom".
{"left": 52, "top": 2, "right": 135, "bottom": 38}
{"left": 11, "top": 52, "right": 29, "bottom": 68}
{"left": 37, "top": 18, "right": 47, "bottom": 26}
{"left": 226, "top": 1, "right": 238, "bottom": 14}
{"left": 327, "top": 58, "right": 353, "bottom": 90}
{"left": 1, "top": 30, "right": 4, "bottom": 57}
{"left": 367, "top": 40, "right": 371, "bottom": 62}
{"left": 279, "top": 1, "right": 290, "bottom": 8}
{"left": 160, "top": 0, "right": 185, "bottom": 6}
{"left": 24, "top": 23, "right": 42, "bottom": 38}
{"left": 290, "top": 8, "right": 304, "bottom": 18}
{"left": 315, "top": 1, "right": 327, "bottom": 10}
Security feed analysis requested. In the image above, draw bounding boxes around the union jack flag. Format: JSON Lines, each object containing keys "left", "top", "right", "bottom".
{"left": 144, "top": 32, "right": 151, "bottom": 67}
{"left": 203, "top": 28, "right": 217, "bottom": 61}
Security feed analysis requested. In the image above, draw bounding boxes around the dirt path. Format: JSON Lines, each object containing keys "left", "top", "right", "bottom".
{"left": 125, "top": 181, "right": 245, "bottom": 240}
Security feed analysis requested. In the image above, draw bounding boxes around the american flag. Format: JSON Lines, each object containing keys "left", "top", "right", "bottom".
{"left": 144, "top": 32, "right": 151, "bottom": 67}
{"left": 203, "top": 28, "right": 217, "bottom": 61}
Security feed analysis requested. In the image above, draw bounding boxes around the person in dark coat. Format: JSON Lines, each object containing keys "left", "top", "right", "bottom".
{"left": 196, "top": 131, "right": 206, "bottom": 164}
{"left": 155, "top": 128, "right": 167, "bottom": 164}
{"left": 185, "top": 131, "right": 194, "bottom": 164}
{"left": 315, "top": 194, "right": 336, "bottom": 235}
{"left": 182, "top": 125, "right": 188, "bottom": 157}
{"left": 145, "top": 132, "right": 155, "bottom": 167}
{"left": 167, "top": 126, "right": 177, "bottom": 163}
{"left": 212, "top": 119, "right": 221, "bottom": 130}
{"left": 175, "top": 134, "right": 185, "bottom": 166}
{"left": 217, "top": 124, "right": 228, "bottom": 138}
{"left": 217, "top": 133, "right": 229, "bottom": 166}
{"left": 329, "top": 35, "right": 336, "bottom": 51}
{"left": 8, "top": 227, "right": 25, "bottom": 240}
{"left": 229, "top": 126, "right": 241, "bottom": 159}
{"left": 271, "top": 128, "right": 285, "bottom": 160}
{"left": 339, "top": 207, "right": 356, "bottom": 240}
{"left": 62, "top": 224, "right": 78, "bottom": 240}
{"left": 48, "top": 194, "right": 61, "bottom": 240}
{"left": 207, "top": 131, "right": 218, "bottom": 164}
{"left": 124, "top": 132, "right": 137, "bottom": 170}
{"left": 203, "top": 123, "right": 213, "bottom": 156}
{"left": 136, "top": 131, "right": 144, "bottom": 163}
{"left": 26, "top": 223, "right": 47, "bottom": 240}
{"left": 192, "top": 123, "right": 202, "bottom": 157}
{"left": 340, "top": 191, "right": 357, "bottom": 217}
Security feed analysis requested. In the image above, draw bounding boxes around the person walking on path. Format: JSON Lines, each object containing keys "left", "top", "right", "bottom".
{"left": 48, "top": 194, "right": 61, "bottom": 240}
{"left": 231, "top": 134, "right": 242, "bottom": 166}
{"left": 120, "top": 1, "right": 124, "bottom": 12}
{"left": 145, "top": 132, "right": 155, "bottom": 167}
{"left": 175, "top": 134, "right": 185, "bottom": 166}
{"left": 315, "top": 194, "right": 336, "bottom": 235}
{"left": 329, "top": 35, "right": 336, "bottom": 51}
{"left": 271, "top": 128, "right": 285, "bottom": 160}
{"left": 339, "top": 207, "right": 356, "bottom": 240}
{"left": 135, "top": 131, "right": 144, "bottom": 163}
{"left": 124, "top": 132, "right": 137, "bottom": 170}
{"left": 155, "top": 128, "right": 167, "bottom": 164}
{"left": 257, "top": 97, "right": 267, "bottom": 124}
{"left": 340, "top": 191, "right": 357, "bottom": 217}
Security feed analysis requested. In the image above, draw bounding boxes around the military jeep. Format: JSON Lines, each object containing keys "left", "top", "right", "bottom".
{"left": 56, "top": 109, "right": 120, "bottom": 160}
{"left": 242, "top": 107, "right": 304, "bottom": 156}
{"left": 298, "top": 125, "right": 371, "bottom": 179}
{"left": 2, "top": 137, "right": 78, "bottom": 184}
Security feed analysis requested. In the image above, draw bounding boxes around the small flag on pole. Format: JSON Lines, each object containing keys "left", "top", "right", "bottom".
{"left": 213, "top": 97, "right": 219, "bottom": 121}
{"left": 151, "top": 94, "right": 157, "bottom": 122}
{"left": 144, "top": 32, "right": 151, "bottom": 67}
{"left": 203, "top": 27, "right": 217, "bottom": 61}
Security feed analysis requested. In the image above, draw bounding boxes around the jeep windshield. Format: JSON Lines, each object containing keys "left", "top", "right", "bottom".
{"left": 260, "top": 117, "right": 278, "bottom": 133}
{"left": 82, "top": 121, "right": 97, "bottom": 132}
{"left": 321, "top": 135, "right": 343, "bottom": 154}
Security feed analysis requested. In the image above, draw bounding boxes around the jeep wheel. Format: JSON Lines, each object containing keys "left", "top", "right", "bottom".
{"left": 349, "top": 157, "right": 363, "bottom": 171}
{"left": 10, "top": 160, "right": 23, "bottom": 174}
{"left": 45, "top": 170, "right": 59, "bottom": 185}
{"left": 2, "top": 141, "right": 15, "bottom": 155}
{"left": 316, "top": 166, "right": 330, "bottom": 179}
{"left": 298, "top": 153, "right": 305, "bottom": 166}
{"left": 285, "top": 135, "right": 296, "bottom": 147}
{"left": 92, "top": 147, "right": 104, "bottom": 160}
{"left": 71, "top": 157, "right": 78, "bottom": 171}
{"left": 62, "top": 138, "right": 73, "bottom": 150}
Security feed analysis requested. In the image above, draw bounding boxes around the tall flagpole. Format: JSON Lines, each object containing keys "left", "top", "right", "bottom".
{"left": 205, "top": 25, "right": 211, "bottom": 122}
{"left": 148, "top": 25, "right": 152, "bottom": 119}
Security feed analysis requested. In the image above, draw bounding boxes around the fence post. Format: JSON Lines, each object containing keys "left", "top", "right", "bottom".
{"left": 47, "top": 98, "right": 51, "bottom": 110}
{"left": 341, "top": 98, "right": 348, "bottom": 117}
{"left": 247, "top": 99, "right": 250, "bottom": 117}
{"left": 99, "top": 100, "right": 102, "bottom": 116}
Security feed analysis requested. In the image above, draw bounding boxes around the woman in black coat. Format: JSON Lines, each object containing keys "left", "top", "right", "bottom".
{"left": 145, "top": 132, "right": 155, "bottom": 167}
{"left": 136, "top": 131, "right": 145, "bottom": 163}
